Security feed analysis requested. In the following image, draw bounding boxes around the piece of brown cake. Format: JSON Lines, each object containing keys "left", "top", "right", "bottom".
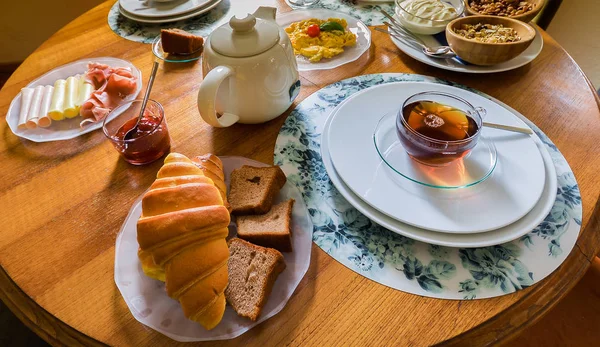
{"left": 225, "top": 238, "right": 286, "bottom": 321}
{"left": 236, "top": 199, "right": 294, "bottom": 252}
{"left": 160, "top": 29, "right": 204, "bottom": 55}
{"left": 228, "top": 165, "right": 286, "bottom": 215}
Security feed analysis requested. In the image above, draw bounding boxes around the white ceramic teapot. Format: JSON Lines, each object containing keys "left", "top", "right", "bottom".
{"left": 198, "top": 6, "right": 300, "bottom": 127}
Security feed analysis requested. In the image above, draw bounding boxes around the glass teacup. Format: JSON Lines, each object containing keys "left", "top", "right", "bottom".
{"left": 396, "top": 91, "right": 486, "bottom": 166}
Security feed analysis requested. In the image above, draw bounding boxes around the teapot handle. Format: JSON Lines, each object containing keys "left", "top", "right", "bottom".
{"left": 197, "top": 65, "right": 240, "bottom": 128}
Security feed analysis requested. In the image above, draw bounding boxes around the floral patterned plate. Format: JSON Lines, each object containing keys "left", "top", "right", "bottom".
{"left": 275, "top": 73, "right": 581, "bottom": 299}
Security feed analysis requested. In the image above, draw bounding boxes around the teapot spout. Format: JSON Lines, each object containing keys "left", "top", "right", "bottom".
{"left": 252, "top": 6, "right": 276, "bottom": 21}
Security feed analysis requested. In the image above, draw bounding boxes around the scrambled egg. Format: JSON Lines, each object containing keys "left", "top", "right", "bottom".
{"left": 285, "top": 18, "right": 357, "bottom": 62}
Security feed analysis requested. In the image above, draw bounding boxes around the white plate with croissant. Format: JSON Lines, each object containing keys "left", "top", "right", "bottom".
{"left": 114, "top": 154, "right": 313, "bottom": 342}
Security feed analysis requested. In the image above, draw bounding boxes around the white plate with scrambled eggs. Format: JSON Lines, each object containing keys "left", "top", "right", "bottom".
{"left": 277, "top": 9, "right": 371, "bottom": 71}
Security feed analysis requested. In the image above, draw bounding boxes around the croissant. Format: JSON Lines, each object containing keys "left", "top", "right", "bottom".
{"left": 192, "top": 154, "right": 230, "bottom": 211}
{"left": 136, "top": 152, "right": 230, "bottom": 330}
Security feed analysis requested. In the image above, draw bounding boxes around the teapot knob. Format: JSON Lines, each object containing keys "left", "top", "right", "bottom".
{"left": 229, "top": 15, "right": 256, "bottom": 33}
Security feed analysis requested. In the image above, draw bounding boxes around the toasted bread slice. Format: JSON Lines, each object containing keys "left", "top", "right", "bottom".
{"left": 228, "top": 165, "right": 286, "bottom": 215}
{"left": 160, "top": 29, "right": 204, "bottom": 55}
{"left": 225, "top": 238, "right": 286, "bottom": 321}
{"left": 236, "top": 199, "right": 294, "bottom": 252}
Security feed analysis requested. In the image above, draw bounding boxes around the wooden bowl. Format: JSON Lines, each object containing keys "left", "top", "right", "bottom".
{"left": 464, "top": 0, "right": 546, "bottom": 23}
{"left": 445, "top": 16, "right": 536, "bottom": 66}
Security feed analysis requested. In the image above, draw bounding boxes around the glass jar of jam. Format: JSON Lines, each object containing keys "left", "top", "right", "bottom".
{"left": 103, "top": 99, "right": 171, "bottom": 165}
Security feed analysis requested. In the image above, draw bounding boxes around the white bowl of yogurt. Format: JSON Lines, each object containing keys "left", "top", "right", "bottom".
{"left": 394, "top": 0, "right": 464, "bottom": 35}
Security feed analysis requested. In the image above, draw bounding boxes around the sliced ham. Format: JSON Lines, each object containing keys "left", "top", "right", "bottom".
{"left": 80, "top": 62, "right": 137, "bottom": 126}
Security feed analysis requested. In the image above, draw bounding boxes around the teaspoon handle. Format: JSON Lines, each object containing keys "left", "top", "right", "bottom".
{"left": 138, "top": 60, "right": 160, "bottom": 121}
{"left": 483, "top": 122, "right": 533, "bottom": 134}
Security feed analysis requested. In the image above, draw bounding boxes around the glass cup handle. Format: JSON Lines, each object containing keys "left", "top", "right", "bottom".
{"left": 475, "top": 106, "right": 487, "bottom": 119}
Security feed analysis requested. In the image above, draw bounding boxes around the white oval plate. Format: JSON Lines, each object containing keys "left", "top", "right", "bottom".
{"left": 118, "top": 0, "right": 222, "bottom": 24}
{"left": 6, "top": 57, "right": 142, "bottom": 143}
{"left": 322, "top": 95, "right": 557, "bottom": 247}
{"left": 390, "top": 27, "right": 543, "bottom": 73}
{"left": 119, "top": 0, "right": 214, "bottom": 18}
{"left": 277, "top": 9, "right": 371, "bottom": 72}
{"left": 114, "top": 156, "right": 313, "bottom": 342}
{"left": 327, "top": 82, "right": 546, "bottom": 234}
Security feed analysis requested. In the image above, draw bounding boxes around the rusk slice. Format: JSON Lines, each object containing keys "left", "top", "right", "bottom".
{"left": 236, "top": 199, "right": 295, "bottom": 252}
{"left": 225, "top": 238, "right": 286, "bottom": 321}
{"left": 228, "top": 165, "right": 286, "bottom": 215}
{"left": 160, "top": 29, "right": 204, "bottom": 55}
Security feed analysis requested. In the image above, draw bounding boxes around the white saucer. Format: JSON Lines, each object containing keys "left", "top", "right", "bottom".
{"left": 390, "top": 27, "right": 543, "bottom": 73}
{"left": 321, "top": 96, "right": 557, "bottom": 247}
{"left": 327, "top": 82, "right": 546, "bottom": 234}
{"left": 119, "top": 0, "right": 215, "bottom": 18}
{"left": 119, "top": 0, "right": 222, "bottom": 24}
{"left": 276, "top": 9, "right": 371, "bottom": 72}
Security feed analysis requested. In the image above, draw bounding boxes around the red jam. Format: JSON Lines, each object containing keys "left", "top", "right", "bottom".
{"left": 113, "top": 110, "right": 171, "bottom": 165}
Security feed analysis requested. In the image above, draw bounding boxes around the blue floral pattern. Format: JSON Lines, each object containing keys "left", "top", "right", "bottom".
{"left": 285, "top": 0, "right": 394, "bottom": 25}
{"left": 108, "top": 0, "right": 274, "bottom": 43}
{"left": 274, "top": 73, "right": 582, "bottom": 299}
{"left": 109, "top": 0, "right": 394, "bottom": 43}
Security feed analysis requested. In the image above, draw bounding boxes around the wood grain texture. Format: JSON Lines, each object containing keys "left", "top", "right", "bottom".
{"left": 0, "top": 1, "right": 599, "bottom": 346}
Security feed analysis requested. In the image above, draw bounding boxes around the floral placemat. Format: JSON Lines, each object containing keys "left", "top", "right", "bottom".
{"left": 285, "top": 0, "right": 394, "bottom": 26}
{"left": 108, "top": 0, "right": 276, "bottom": 43}
{"left": 274, "top": 73, "right": 582, "bottom": 299}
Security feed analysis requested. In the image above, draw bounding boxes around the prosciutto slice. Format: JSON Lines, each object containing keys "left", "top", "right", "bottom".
{"left": 80, "top": 63, "right": 137, "bottom": 126}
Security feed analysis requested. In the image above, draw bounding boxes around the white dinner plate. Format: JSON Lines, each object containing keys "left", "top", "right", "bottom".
{"left": 321, "top": 96, "right": 557, "bottom": 247}
{"left": 119, "top": 0, "right": 214, "bottom": 18}
{"left": 6, "top": 57, "right": 142, "bottom": 142}
{"left": 276, "top": 9, "right": 371, "bottom": 72}
{"left": 390, "top": 27, "right": 544, "bottom": 73}
{"left": 327, "top": 82, "right": 546, "bottom": 234}
{"left": 114, "top": 156, "right": 313, "bottom": 342}
{"left": 119, "top": 0, "right": 222, "bottom": 24}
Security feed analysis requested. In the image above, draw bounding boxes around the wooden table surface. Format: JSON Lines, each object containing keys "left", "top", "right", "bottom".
{"left": 1, "top": 1, "right": 599, "bottom": 346}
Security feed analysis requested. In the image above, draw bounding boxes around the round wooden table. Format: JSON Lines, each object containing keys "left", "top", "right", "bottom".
{"left": 1, "top": 1, "right": 599, "bottom": 346}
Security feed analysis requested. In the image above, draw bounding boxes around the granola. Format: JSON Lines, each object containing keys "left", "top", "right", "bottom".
{"left": 469, "top": 0, "right": 535, "bottom": 17}
{"left": 453, "top": 23, "right": 521, "bottom": 43}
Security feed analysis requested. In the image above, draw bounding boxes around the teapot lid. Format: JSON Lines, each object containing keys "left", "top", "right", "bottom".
{"left": 210, "top": 14, "right": 280, "bottom": 58}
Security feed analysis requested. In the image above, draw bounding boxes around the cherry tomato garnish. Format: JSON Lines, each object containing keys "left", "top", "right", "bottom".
{"left": 307, "top": 24, "right": 320, "bottom": 38}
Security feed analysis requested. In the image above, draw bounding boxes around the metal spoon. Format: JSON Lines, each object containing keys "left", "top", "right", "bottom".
{"left": 124, "top": 60, "right": 159, "bottom": 141}
{"left": 483, "top": 122, "right": 533, "bottom": 134}
{"left": 373, "top": 27, "right": 456, "bottom": 59}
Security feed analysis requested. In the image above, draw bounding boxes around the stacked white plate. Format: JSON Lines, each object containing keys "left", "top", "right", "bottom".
{"left": 118, "top": 0, "right": 223, "bottom": 23}
{"left": 321, "top": 82, "right": 557, "bottom": 248}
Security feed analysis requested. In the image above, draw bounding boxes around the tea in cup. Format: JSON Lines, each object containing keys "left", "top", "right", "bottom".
{"left": 396, "top": 91, "right": 485, "bottom": 166}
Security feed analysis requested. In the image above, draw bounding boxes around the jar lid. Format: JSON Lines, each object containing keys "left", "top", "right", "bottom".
{"left": 210, "top": 14, "right": 280, "bottom": 58}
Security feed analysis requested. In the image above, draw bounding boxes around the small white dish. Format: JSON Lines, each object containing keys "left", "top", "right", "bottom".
{"left": 321, "top": 95, "right": 557, "bottom": 247}
{"left": 327, "top": 82, "right": 546, "bottom": 234}
{"left": 390, "top": 27, "right": 543, "bottom": 73}
{"left": 118, "top": 0, "right": 222, "bottom": 23}
{"left": 114, "top": 156, "right": 313, "bottom": 341}
{"left": 276, "top": 9, "right": 372, "bottom": 71}
{"left": 119, "top": 0, "right": 214, "bottom": 18}
{"left": 152, "top": 36, "right": 203, "bottom": 63}
{"left": 6, "top": 57, "right": 142, "bottom": 142}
